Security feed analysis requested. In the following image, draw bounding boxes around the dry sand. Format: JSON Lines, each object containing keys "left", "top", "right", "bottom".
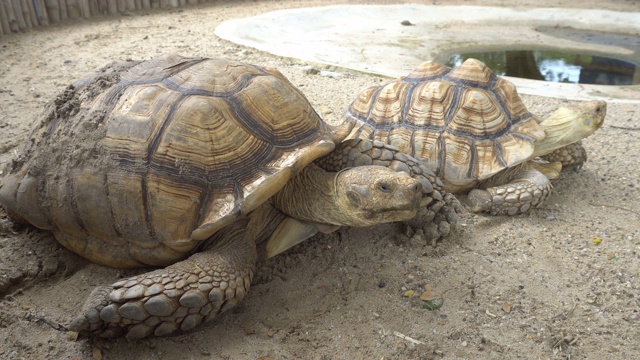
{"left": 0, "top": 1, "right": 639, "bottom": 359}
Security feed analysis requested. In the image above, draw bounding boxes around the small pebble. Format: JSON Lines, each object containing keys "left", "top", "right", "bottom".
{"left": 301, "top": 65, "right": 319, "bottom": 75}
{"left": 546, "top": 215, "right": 557, "bottom": 221}
{"left": 41, "top": 257, "right": 59, "bottom": 277}
{"left": 378, "top": 280, "right": 386, "bottom": 288}
{"left": 403, "top": 289, "right": 415, "bottom": 297}
{"left": 401, "top": 20, "right": 414, "bottom": 26}
{"left": 320, "top": 70, "right": 342, "bottom": 78}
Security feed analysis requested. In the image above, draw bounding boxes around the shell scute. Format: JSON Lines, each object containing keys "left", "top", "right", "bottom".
{"left": 230, "top": 74, "right": 323, "bottom": 147}
{"left": 368, "top": 81, "right": 411, "bottom": 125}
{"left": 491, "top": 77, "right": 530, "bottom": 122}
{"left": 444, "top": 58, "right": 494, "bottom": 87}
{"left": 442, "top": 133, "right": 474, "bottom": 186}
{"left": 405, "top": 81, "right": 455, "bottom": 128}
{"left": 406, "top": 61, "right": 450, "bottom": 80}
{"left": 101, "top": 85, "right": 182, "bottom": 163}
{"left": 449, "top": 88, "right": 509, "bottom": 137}
{"left": 473, "top": 139, "right": 506, "bottom": 181}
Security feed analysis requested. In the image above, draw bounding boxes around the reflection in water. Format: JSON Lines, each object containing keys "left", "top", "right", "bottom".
{"left": 445, "top": 51, "right": 640, "bottom": 85}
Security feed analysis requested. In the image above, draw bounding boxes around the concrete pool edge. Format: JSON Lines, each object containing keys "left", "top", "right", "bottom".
{"left": 215, "top": 5, "right": 640, "bottom": 103}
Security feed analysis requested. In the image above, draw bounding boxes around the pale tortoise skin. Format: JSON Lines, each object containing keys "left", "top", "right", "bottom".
{"left": 344, "top": 58, "right": 606, "bottom": 216}
{"left": 0, "top": 55, "right": 459, "bottom": 340}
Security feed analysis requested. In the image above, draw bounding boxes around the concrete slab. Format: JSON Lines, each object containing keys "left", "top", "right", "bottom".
{"left": 215, "top": 5, "right": 640, "bottom": 103}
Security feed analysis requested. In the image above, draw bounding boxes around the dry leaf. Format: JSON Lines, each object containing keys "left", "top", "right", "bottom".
{"left": 240, "top": 322, "right": 256, "bottom": 335}
{"left": 420, "top": 284, "right": 442, "bottom": 301}
{"left": 65, "top": 331, "right": 79, "bottom": 341}
{"left": 420, "top": 290, "right": 440, "bottom": 301}
{"left": 91, "top": 347, "right": 102, "bottom": 360}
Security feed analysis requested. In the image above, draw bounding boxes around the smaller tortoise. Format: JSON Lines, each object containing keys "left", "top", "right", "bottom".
{"left": 0, "top": 55, "right": 457, "bottom": 340}
{"left": 344, "top": 58, "right": 606, "bottom": 216}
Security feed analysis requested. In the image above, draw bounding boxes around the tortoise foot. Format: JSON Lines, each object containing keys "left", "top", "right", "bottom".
{"left": 407, "top": 192, "right": 461, "bottom": 244}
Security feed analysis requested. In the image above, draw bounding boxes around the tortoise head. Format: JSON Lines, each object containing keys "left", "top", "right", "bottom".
{"left": 335, "top": 165, "right": 422, "bottom": 227}
{"left": 533, "top": 100, "right": 606, "bottom": 157}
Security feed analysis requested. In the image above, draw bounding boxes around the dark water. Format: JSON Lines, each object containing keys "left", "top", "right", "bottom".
{"left": 443, "top": 50, "right": 639, "bottom": 86}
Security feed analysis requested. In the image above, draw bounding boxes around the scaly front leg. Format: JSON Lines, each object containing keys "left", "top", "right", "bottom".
{"left": 69, "top": 221, "right": 256, "bottom": 340}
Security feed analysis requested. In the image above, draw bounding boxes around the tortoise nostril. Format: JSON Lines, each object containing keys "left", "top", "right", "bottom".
{"left": 412, "top": 183, "right": 421, "bottom": 192}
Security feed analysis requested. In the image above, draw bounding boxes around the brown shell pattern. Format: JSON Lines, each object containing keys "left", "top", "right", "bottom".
{"left": 1, "top": 55, "right": 338, "bottom": 267}
{"left": 346, "top": 58, "right": 546, "bottom": 192}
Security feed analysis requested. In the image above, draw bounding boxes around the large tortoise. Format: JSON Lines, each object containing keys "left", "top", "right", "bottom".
{"left": 344, "top": 58, "right": 606, "bottom": 216}
{"left": 0, "top": 55, "right": 458, "bottom": 340}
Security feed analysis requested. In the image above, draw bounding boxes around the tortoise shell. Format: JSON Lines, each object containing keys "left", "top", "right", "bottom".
{"left": 345, "top": 58, "right": 546, "bottom": 192}
{"left": 0, "top": 54, "right": 346, "bottom": 268}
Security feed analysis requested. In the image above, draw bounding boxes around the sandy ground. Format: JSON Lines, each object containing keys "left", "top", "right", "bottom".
{"left": 1, "top": 1, "right": 639, "bottom": 359}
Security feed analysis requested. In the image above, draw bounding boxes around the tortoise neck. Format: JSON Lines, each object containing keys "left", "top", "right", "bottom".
{"left": 271, "top": 163, "right": 350, "bottom": 226}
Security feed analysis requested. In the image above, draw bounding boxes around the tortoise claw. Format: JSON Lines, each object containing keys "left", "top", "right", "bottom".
{"left": 68, "top": 285, "right": 115, "bottom": 335}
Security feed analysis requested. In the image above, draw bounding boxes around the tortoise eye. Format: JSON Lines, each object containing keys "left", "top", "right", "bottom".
{"left": 377, "top": 182, "right": 392, "bottom": 193}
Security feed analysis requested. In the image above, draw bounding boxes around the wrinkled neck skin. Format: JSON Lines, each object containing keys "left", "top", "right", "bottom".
{"left": 271, "top": 163, "right": 355, "bottom": 226}
{"left": 533, "top": 100, "right": 606, "bottom": 157}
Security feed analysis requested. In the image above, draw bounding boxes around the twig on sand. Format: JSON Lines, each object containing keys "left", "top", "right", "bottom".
{"left": 393, "top": 331, "right": 423, "bottom": 345}
{"left": 610, "top": 125, "right": 640, "bottom": 131}
{"left": 33, "top": 316, "right": 69, "bottom": 332}
{"left": 589, "top": 202, "right": 640, "bottom": 216}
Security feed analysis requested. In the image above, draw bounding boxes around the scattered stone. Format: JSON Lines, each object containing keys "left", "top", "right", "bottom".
{"left": 301, "top": 65, "right": 319, "bottom": 75}
{"left": 41, "top": 257, "right": 59, "bottom": 277}
{"left": 409, "top": 229, "right": 427, "bottom": 247}
{"left": 401, "top": 20, "right": 414, "bottom": 26}
{"left": 320, "top": 70, "right": 342, "bottom": 78}
{"left": 502, "top": 302, "right": 511, "bottom": 313}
